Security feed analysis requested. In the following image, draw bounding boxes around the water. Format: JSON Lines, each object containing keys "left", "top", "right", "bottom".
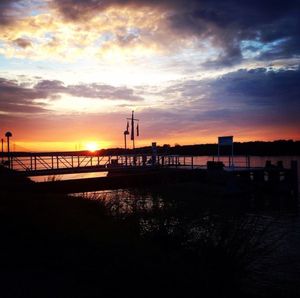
{"left": 29, "top": 171, "right": 108, "bottom": 182}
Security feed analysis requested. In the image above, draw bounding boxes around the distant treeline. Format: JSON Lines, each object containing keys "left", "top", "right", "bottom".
{"left": 100, "top": 140, "right": 300, "bottom": 156}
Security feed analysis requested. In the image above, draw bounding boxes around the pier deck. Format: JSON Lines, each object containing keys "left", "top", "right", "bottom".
{"left": 3, "top": 152, "right": 200, "bottom": 176}
{"left": 0, "top": 151, "right": 298, "bottom": 198}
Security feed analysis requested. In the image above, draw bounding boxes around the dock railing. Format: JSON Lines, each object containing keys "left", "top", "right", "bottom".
{"left": 0, "top": 152, "right": 297, "bottom": 177}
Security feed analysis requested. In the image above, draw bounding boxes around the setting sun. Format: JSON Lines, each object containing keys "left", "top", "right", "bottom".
{"left": 85, "top": 142, "right": 100, "bottom": 152}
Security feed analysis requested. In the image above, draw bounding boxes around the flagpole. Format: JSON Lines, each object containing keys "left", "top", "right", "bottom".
{"left": 126, "top": 111, "right": 139, "bottom": 150}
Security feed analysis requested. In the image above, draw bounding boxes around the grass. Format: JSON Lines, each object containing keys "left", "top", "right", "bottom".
{"left": 0, "top": 186, "right": 295, "bottom": 298}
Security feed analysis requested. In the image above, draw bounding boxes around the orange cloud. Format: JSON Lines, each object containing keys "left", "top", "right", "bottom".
{"left": 0, "top": 3, "right": 205, "bottom": 63}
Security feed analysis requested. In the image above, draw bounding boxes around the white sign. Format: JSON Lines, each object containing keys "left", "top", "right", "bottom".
{"left": 218, "top": 136, "right": 233, "bottom": 146}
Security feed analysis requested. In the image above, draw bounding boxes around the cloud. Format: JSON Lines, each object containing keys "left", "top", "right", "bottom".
{"left": 13, "top": 37, "right": 32, "bottom": 48}
{"left": 138, "top": 66, "right": 300, "bottom": 139}
{"left": 51, "top": 0, "right": 300, "bottom": 65}
{"left": 35, "top": 80, "right": 144, "bottom": 101}
{"left": 0, "top": 4, "right": 172, "bottom": 61}
{"left": 1, "top": 0, "right": 298, "bottom": 68}
{"left": 0, "top": 76, "right": 143, "bottom": 114}
{"left": 2, "top": 65, "right": 298, "bottom": 139}
{"left": 0, "top": 77, "right": 48, "bottom": 113}
{"left": 0, "top": 0, "right": 43, "bottom": 26}
{"left": 1, "top": 67, "right": 300, "bottom": 145}
{"left": 210, "top": 68, "right": 300, "bottom": 105}
{"left": 0, "top": 0, "right": 20, "bottom": 25}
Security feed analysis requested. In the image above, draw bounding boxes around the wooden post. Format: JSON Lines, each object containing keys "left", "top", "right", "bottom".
{"left": 246, "top": 156, "right": 250, "bottom": 168}
{"left": 291, "top": 161, "right": 298, "bottom": 198}
{"left": 231, "top": 142, "right": 234, "bottom": 167}
{"left": 191, "top": 156, "right": 194, "bottom": 169}
{"left": 253, "top": 170, "right": 264, "bottom": 184}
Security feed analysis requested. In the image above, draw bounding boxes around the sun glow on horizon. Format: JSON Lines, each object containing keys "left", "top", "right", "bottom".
{"left": 85, "top": 142, "right": 101, "bottom": 152}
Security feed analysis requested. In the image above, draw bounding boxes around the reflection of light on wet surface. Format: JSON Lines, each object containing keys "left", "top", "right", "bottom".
{"left": 29, "top": 171, "right": 108, "bottom": 182}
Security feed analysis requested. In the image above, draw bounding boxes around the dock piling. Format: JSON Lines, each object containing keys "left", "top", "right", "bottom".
{"left": 291, "top": 160, "right": 299, "bottom": 198}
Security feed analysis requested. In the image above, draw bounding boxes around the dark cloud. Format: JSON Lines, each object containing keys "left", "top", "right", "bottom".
{"left": 0, "top": 78, "right": 48, "bottom": 113}
{"left": 209, "top": 68, "right": 300, "bottom": 108}
{"left": 152, "top": 66, "right": 300, "bottom": 134}
{"left": 13, "top": 37, "right": 32, "bottom": 48}
{"left": 52, "top": 0, "right": 300, "bottom": 65}
{"left": 169, "top": 0, "right": 300, "bottom": 65}
{"left": 0, "top": 0, "right": 22, "bottom": 25}
{"left": 35, "top": 80, "right": 144, "bottom": 101}
{"left": 0, "top": 77, "right": 143, "bottom": 114}
{"left": 34, "top": 80, "right": 66, "bottom": 93}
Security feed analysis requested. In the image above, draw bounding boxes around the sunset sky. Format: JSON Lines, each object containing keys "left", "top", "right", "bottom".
{"left": 1, "top": 0, "right": 300, "bottom": 151}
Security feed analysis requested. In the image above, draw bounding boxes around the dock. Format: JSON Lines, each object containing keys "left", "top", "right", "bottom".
{"left": 0, "top": 152, "right": 298, "bottom": 198}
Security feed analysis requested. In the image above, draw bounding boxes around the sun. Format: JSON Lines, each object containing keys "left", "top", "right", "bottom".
{"left": 85, "top": 142, "right": 100, "bottom": 152}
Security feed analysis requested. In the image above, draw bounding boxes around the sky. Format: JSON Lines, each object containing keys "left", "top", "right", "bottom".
{"left": 0, "top": 0, "right": 300, "bottom": 151}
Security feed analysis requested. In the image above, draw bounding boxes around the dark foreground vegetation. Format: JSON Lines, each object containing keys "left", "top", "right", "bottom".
{"left": 0, "top": 185, "right": 299, "bottom": 298}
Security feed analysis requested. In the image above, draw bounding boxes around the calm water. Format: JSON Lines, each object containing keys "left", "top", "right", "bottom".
{"left": 30, "top": 171, "right": 108, "bottom": 182}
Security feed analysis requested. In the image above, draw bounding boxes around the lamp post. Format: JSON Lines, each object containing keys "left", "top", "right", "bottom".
{"left": 124, "top": 130, "right": 129, "bottom": 149}
{"left": 5, "top": 131, "right": 12, "bottom": 169}
{"left": 124, "top": 130, "right": 129, "bottom": 166}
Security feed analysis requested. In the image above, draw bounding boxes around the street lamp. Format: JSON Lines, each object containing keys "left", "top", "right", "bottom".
{"left": 124, "top": 130, "right": 129, "bottom": 149}
{"left": 5, "top": 131, "right": 12, "bottom": 168}
{"left": 124, "top": 130, "right": 129, "bottom": 166}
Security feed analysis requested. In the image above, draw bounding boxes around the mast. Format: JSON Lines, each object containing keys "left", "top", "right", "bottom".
{"left": 126, "top": 111, "right": 139, "bottom": 149}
